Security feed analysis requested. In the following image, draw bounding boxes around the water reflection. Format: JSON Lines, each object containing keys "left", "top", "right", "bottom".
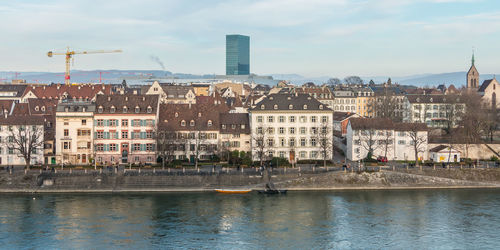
{"left": 0, "top": 189, "right": 499, "bottom": 249}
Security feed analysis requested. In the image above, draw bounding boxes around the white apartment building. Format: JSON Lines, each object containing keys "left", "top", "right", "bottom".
{"left": 55, "top": 101, "right": 95, "bottom": 165}
{"left": 0, "top": 116, "right": 44, "bottom": 166}
{"left": 249, "top": 94, "right": 334, "bottom": 163}
{"left": 403, "top": 95, "right": 464, "bottom": 128}
{"left": 346, "top": 118, "right": 428, "bottom": 161}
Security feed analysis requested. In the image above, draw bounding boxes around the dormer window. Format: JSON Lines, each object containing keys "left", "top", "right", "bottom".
{"left": 123, "top": 106, "right": 128, "bottom": 113}
{"left": 198, "top": 113, "right": 201, "bottom": 117}
{"left": 222, "top": 124, "right": 226, "bottom": 129}
{"left": 135, "top": 106, "right": 140, "bottom": 113}
{"left": 98, "top": 106, "right": 103, "bottom": 113}
{"left": 207, "top": 120, "right": 212, "bottom": 127}
{"left": 41, "top": 106, "right": 45, "bottom": 112}
{"left": 289, "top": 104, "right": 293, "bottom": 109}
{"left": 273, "top": 104, "right": 278, "bottom": 110}
{"left": 147, "top": 106, "right": 152, "bottom": 113}
{"left": 430, "top": 98, "right": 433, "bottom": 103}
{"left": 181, "top": 120, "right": 186, "bottom": 126}
{"left": 190, "top": 120, "right": 195, "bottom": 126}
{"left": 110, "top": 106, "right": 116, "bottom": 113}
{"left": 319, "top": 105, "right": 324, "bottom": 110}
{"left": 303, "top": 105, "right": 308, "bottom": 110}
{"left": 175, "top": 112, "right": 178, "bottom": 117}
{"left": 35, "top": 106, "right": 39, "bottom": 111}
{"left": 269, "top": 96, "right": 274, "bottom": 100}
{"left": 261, "top": 105, "right": 265, "bottom": 109}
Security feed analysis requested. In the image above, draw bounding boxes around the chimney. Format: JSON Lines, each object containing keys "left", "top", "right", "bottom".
{"left": 189, "top": 103, "right": 192, "bottom": 109}
{"left": 107, "top": 96, "right": 111, "bottom": 101}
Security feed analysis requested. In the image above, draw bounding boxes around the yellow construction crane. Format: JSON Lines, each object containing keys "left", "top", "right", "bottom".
{"left": 47, "top": 47, "right": 122, "bottom": 85}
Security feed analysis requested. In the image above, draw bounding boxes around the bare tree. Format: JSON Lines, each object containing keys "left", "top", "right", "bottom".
{"left": 375, "top": 87, "right": 401, "bottom": 122}
{"left": 407, "top": 123, "right": 427, "bottom": 169}
{"left": 316, "top": 121, "right": 333, "bottom": 167}
{"left": 459, "top": 91, "right": 486, "bottom": 158}
{"left": 380, "top": 130, "right": 394, "bottom": 159}
{"left": 344, "top": 76, "right": 363, "bottom": 85}
{"left": 155, "top": 127, "right": 177, "bottom": 169}
{"left": 252, "top": 125, "right": 268, "bottom": 167}
{"left": 327, "top": 78, "right": 341, "bottom": 87}
{"left": 3, "top": 123, "right": 44, "bottom": 169}
{"left": 358, "top": 128, "right": 380, "bottom": 160}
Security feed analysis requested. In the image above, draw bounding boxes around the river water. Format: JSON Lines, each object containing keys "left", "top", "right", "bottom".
{"left": 0, "top": 189, "right": 499, "bottom": 249}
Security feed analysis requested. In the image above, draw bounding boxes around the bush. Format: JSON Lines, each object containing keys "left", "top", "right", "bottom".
{"left": 490, "top": 156, "right": 499, "bottom": 162}
{"left": 269, "top": 157, "right": 290, "bottom": 167}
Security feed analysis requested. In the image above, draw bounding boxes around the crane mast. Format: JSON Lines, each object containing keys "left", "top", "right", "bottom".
{"left": 47, "top": 47, "right": 122, "bottom": 85}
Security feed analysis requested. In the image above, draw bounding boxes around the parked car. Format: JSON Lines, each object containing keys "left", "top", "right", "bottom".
{"left": 377, "top": 156, "right": 388, "bottom": 163}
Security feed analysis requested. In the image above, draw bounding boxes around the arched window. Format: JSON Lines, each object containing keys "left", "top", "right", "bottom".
{"left": 319, "top": 105, "right": 323, "bottom": 110}
{"left": 207, "top": 120, "right": 212, "bottom": 127}
{"left": 261, "top": 105, "right": 265, "bottom": 109}
{"left": 123, "top": 106, "right": 128, "bottom": 113}
{"left": 98, "top": 106, "right": 103, "bottom": 113}
{"left": 135, "top": 106, "right": 140, "bottom": 113}
{"left": 273, "top": 104, "right": 278, "bottom": 110}
{"left": 303, "top": 104, "right": 308, "bottom": 110}
{"left": 175, "top": 112, "right": 178, "bottom": 117}
{"left": 181, "top": 120, "right": 186, "bottom": 126}
{"left": 35, "top": 106, "right": 39, "bottom": 111}
{"left": 289, "top": 104, "right": 293, "bottom": 109}
{"left": 110, "top": 106, "right": 116, "bottom": 113}
{"left": 190, "top": 120, "right": 195, "bottom": 126}
{"left": 147, "top": 106, "right": 152, "bottom": 113}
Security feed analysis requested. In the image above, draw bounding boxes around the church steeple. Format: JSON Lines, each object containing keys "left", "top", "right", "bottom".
{"left": 467, "top": 49, "right": 479, "bottom": 89}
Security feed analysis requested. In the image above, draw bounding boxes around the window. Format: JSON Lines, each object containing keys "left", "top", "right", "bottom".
{"left": 289, "top": 116, "right": 295, "bottom": 123}
{"left": 82, "top": 119, "right": 86, "bottom": 125}
{"left": 267, "top": 116, "right": 274, "bottom": 123}
{"left": 279, "top": 127, "right": 285, "bottom": 134}
{"left": 96, "top": 131, "right": 104, "bottom": 139}
{"left": 279, "top": 151, "right": 285, "bottom": 158}
{"left": 122, "top": 119, "right": 128, "bottom": 126}
{"left": 181, "top": 120, "right": 186, "bottom": 126}
{"left": 354, "top": 140, "right": 361, "bottom": 145}
{"left": 310, "top": 151, "right": 318, "bottom": 158}
{"left": 280, "top": 138, "right": 285, "bottom": 147}
{"left": 147, "top": 106, "right": 152, "bottom": 113}
{"left": 122, "top": 131, "right": 128, "bottom": 139}
{"left": 110, "top": 106, "right": 116, "bottom": 113}
{"left": 300, "top": 138, "right": 306, "bottom": 147}
{"left": 289, "top": 104, "right": 293, "bottom": 109}
{"left": 77, "top": 129, "right": 90, "bottom": 136}
{"left": 207, "top": 120, "right": 212, "bottom": 127}
{"left": 257, "top": 127, "right": 263, "bottom": 134}
{"left": 123, "top": 106, "right": 128, "bottom": 113}
{"left": 311, "top": 127, "right": 318, "bottom": 134}
{"left": 98, "top": 106, "right": 103, "bottom": 113}
{"left": 300, "top": 151, "right": 306, "bottom": 158}
{"left": 289, "top": 127, "right": 295, "bottom": 134}
{"left": 109, "top": 119, "right": 118, "bottom": 127}
{"left": 300, "top": 127, "right": 306, "bottom": 134}
{"left": 321, "top": 116, "right": 328, "bottom": 123}
{"left": 135, "top": 106, "right": 140, "bottom": 113}
{"left": 190, "top": 120, "right": 195, "bottom": 126}
{"left": 398, "top": 140, "right": 405, "bottom": 145}
{"left": 97, "top": 119, "right": 104, "bottom": 126}
{"left": 63, "top": 141, "right": 71, "bottom": 150}
{"left": 133, "top": 144, "right": 141, "bottom": 151}
{"left": 311, "top": 138, "right": 317, "bottom": 146}
{"left": 279, "top": 116, "right": 285, "bottom": 123}
{"left": 268, "top": 139, "right": 274, "bottom": 147}
{"left": 110, "top": 144, "right": 117, "bottom": 151}
{"left": 398, "top": 131, "right": 405, "bottom": 136}
{"left": 311, "top": 116, "right": 317, "bottom": 123}
{"left": 303, "top": 105, "right": 308, "bottom": 110}
{"left": 300, "top": 116, "right": 306, "bottom": 123}
{"left": 268, "top": 127, "right": 274, "bottom": 134}
{"left": 146, "top": 131, "right": 153, "bottom": 139}
{"left": 146, "top": 144, "right": 154, "bottom": 151}
{"left": 257, "top": 116, "right": 263, "bottom": 123}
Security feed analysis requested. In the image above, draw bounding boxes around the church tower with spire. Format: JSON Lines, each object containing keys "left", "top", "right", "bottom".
{"left": 467, "top": 51, "right": 479, "bottom": 90}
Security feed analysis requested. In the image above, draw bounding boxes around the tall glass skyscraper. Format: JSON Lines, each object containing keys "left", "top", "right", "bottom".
{"left": 226, "top": 34, "right": 250, "bottom": 75}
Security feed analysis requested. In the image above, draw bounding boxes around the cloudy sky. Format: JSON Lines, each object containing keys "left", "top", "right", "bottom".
{"left": 0, "top": 0, "right": 499, "bottom": 77}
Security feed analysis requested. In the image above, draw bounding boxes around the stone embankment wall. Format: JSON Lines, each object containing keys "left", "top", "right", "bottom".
{"left": 1, "top": 169, "right": 500, "bottom": 192}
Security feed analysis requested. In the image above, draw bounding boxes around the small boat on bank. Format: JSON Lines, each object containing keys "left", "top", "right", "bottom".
{"left": 214, "top": 189, "right": 252, "bottom": 194}
{"left": 257, "top": 189, "right": 288, "bottom": 195}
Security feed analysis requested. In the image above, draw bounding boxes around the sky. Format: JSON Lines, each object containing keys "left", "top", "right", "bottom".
{"left": 0, "top": 0, "right": 499, "bottom": 78}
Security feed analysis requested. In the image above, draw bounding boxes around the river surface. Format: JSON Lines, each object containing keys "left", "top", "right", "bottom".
{"left": 0, "top": 189, "right": 499, "bottom": 249}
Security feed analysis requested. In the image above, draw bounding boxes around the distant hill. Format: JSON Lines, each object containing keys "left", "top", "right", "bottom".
{"left": 1, "top": 70, "right": 498, "bottom": 88}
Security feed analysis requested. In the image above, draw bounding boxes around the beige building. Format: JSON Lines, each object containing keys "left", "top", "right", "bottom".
{"left": 55, "top": 101, "right": 95, "bottom": 165}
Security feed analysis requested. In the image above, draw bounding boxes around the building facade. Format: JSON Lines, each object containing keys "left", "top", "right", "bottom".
{"left": 249, "top": 94, "right": 334, "bottom": 163}
{"left": 94, "top": 94, "right": 159, "bottom": 165}
{"left": 226, "top": 34, "right": 250, "bottom": 75}
{"left": 55, "top": 101, "right": 95, "bottom": 165}
{"left": 346, "top": 118, "right": 428, "bottom": 161}
{"left": 403, "top": 95, "right": 465, "bottom": 128}
{"left": 0, "top": 116, "right": 44, "bottom": 166}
